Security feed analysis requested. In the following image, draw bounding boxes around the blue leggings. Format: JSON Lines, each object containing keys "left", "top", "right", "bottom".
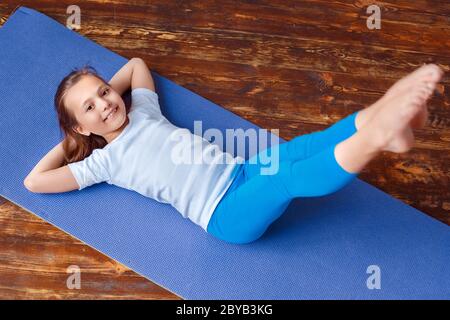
{"left": 207, "top": 111, "right": 361, "bottom": 244}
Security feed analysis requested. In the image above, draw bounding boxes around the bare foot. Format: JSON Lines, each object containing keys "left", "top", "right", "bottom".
{"left": 382, "top": 64, "right": 443, "bottom": 102}
{"left": 356, "top": 64, "right": 443, "bottom": 130}
{"left": 364, "top": 78, "right": 440, "bottom": 153}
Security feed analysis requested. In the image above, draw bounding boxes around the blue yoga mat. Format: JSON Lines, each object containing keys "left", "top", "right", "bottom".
{"left": 0, "top": 7, "right": 448, "bottom": 299}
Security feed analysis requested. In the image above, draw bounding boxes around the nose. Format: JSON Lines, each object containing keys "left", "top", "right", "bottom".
{"left": 102, "top": 99, "right": 112, "bottom": 111}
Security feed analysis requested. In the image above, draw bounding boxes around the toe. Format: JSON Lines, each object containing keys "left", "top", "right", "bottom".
{"left": 412, "top": 64, "right": 443, "bottom": 84}
{"left": 420, "top": 82, "right": 435, "bottom": 99}
{"left": 424, "top": 64, "right": 443, "bottom": 82}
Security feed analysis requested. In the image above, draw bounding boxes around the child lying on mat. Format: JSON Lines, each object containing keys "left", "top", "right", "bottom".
{"left": 24, "top": 59, "right": 444, "bottom": 244}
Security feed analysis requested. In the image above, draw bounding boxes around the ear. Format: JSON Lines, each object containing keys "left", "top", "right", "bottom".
{"left": 72, "top": 125, "right": 90, "bottom": 136}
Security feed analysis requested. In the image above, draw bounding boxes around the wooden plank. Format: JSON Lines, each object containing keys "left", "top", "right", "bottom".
{"left": 8, "top": 0, "right": 449, "bottom": 55}
{"left": 0, "top": 199, "right": 181, "bottom": 299}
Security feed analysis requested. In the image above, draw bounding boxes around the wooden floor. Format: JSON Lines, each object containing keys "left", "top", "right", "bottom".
{"left": 0, "top": 0, "right": 449, "bottom": 299}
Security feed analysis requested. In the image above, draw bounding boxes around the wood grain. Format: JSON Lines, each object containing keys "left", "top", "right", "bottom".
{"left": 0, "top": 197, "right": 181, "bottom": 299}
{"left": 0, "top": 0, "right": 448, "bottom": 299}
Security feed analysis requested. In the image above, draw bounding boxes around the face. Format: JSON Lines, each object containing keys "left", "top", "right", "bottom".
{"left": 64, "top": 75, "right": 127, "bottom": 141}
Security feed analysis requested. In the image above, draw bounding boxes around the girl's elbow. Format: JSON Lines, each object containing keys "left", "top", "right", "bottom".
{"left": 132, "top": 57, "right": 148, "bottom": 67}
{"left": 131, "top": 57, "right": 144, "bottom": 63}
{"left": 24, "top": 177, "right": 38, "bottom": 193}
{"left": 23, "top": 175, "right": 45, "bottom": 193}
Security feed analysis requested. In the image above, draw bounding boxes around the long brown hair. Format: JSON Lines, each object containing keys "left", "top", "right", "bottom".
{"left": 54, "top": 65, "right": 108, "bottom": 165}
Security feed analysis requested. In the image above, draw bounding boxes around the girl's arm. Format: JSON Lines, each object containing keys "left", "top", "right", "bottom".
{"left": 23, "top": 139, "right": 80, "bottom": 193}
{"left": 108, "top": 57, "right": 155, "bottom": 96}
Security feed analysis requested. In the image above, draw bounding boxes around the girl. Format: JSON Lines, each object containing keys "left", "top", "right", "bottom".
{"left": 24, "top": 59, "right": 443, "bottom": 244}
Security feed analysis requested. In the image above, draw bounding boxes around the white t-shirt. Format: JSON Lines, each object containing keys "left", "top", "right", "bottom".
{"left": 68, "top": 88, "right": 244, "bottom": 231}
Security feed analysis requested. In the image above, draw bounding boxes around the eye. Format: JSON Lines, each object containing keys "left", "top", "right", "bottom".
{"left": 86, "top": 104, "right": 93, "bottom": 111}
{"left": 102, "top": 88, "right": 109, "bottom": 96}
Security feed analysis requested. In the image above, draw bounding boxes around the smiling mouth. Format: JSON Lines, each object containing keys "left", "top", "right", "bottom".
{"left": 104, "top": 106, "right": 118, "bottom": 121}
